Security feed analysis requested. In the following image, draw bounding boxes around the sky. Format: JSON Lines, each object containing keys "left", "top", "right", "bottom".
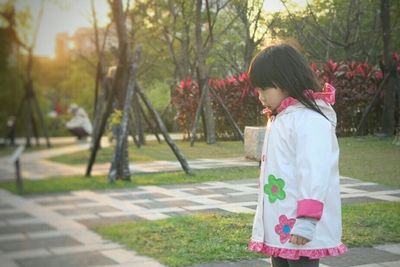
{"left": 14, "top": 0, "right": 307, "bottom": 58}
{"left": 15, "top": 0, "right": 110, "bottom": 58}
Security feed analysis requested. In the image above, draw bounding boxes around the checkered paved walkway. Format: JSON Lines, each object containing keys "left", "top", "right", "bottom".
{"left": 1, "top": 137, "right": 399, "bottom": 266}
{"left": 1, "top": 176, "right": 399, "bottom": 267}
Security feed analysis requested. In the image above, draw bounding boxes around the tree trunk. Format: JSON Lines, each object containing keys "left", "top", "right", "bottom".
{"left": 380, "top": 0, "right": 395, "bottom": 136}
{"left": 195, "top": 0, "right": 216, "bottom": 144}
{"left": 244, "top": 39, "right": 256, "bottom": 71}
{"left": 108, "top": 0, "right": 132, "bottom": 180}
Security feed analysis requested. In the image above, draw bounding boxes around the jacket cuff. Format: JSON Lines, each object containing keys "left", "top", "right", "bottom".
{"left": 296, "top": 199, "right": 324, "bottom": 220}
{"left": 291, "top": 217, "right": 317, "bottom": 241}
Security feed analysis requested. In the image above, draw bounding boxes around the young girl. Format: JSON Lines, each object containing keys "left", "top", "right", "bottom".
{"left": 248, "top": 43, "right": 347, "bottom": 267}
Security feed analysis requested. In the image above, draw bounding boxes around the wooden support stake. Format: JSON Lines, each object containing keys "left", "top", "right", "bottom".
{"left": 190, "top": 83, "right": 208, "bottom": 146}
{"left": 136, "top": 83, "right": 192, "bottom": 174}
{"left": 139, "top": 102, "right": 161, "bottom": 143}
{"left": 10, "top": 145, "right": 25, "bottom": 194}
{"left": 208, "top": 86, "right": 244, "bottom": 142}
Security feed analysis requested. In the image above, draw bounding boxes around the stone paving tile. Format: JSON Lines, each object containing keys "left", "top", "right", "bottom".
{"left": 340, "top": 177, "right": 364, "bottom": 184}
{"left": 210, "top": 194, "right": 256, "bottom": 203}
{"left": 0, "top": 212, "right": 33, "bottom": 220}
{"left": 5, "top": 248, "right": 51, "bottom": 260}
{"left": 0, "top": 223, "right": 55, "bottom": 234}
{"left": 110, "top": 192, "right": 171, "bottom": 201}
{"left": 54, "top": 205, "right": 119, "bottom": 216}
{"left": 15, "top": 251, "right": 117, "bottom": 267}
{"left": 100, "top": 248, "right": 167, "bottom": 266}
{"left": 7, "top": 218, "right": 43, "bottom": 225}
{"left": 181, "top": 189, "right": 220, "bottom": 195}
{"left": 0, "top": 203, "right": 13, "bottom": 209}
{"left": 26, "top": 231, "right": 65, "bottom": 239}
{"left": 375, "top": 244, "right": 400, "bottom": 255}
{"left": 0, "top": 235, "right": 82, "bottom": 252}
{"left": 244, "top": 205, "right": 257, "bottom": 210}
{"left": 100, "top": 188, "right": 146, "bottom": 194}
{"left": 205, "top": 188, "right": 243, "bottom": 194}
{"left": 0, "top": 233, "right": 26, "bottom": 242}
{"left": 0, "top": 169, "right": 16, "bottom": 182}
{"left": 186, "top": 188, "right": 241, "bottom": 195}
{"left": 380, "top": 261, "right": 400, "bottom": 267}
{"left": 110, "top": 194, "right": 142, "bottom": 201}
{"left": 350, "top": 184, "right": 393, "bottom": 192}
{"left": 36, "top": 198, "right": 96, "bottom": 206}
{"left": 135, "top": 200, "right": 201, "bottom": 209}
{"left": 62, "top": 214, "right": 100, "bottom": 221}
{"left": 321, "top": 248, "right": 400, "bottom": 267}
{"left": 223, "top": 179, "right": 258, "bottom": 185}
{"left": 345, "top": 264, "right": 384, "bottom": 267}
{"left": 49, "top": 243, "right": 121, "bottom": 255}
{"left": 24, "top": 192, "right": 74, "bottom": 202}
{"left": 160, "top": 184, "right": 200, "bottom": 189}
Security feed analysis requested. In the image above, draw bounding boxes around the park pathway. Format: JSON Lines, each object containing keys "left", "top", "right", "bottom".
{"left": 0, "top": 135, "right": 258, "bottom": 181}
{"left": 0, "top": 137, "right": 399, "bottom": 266}
{"left": 1, "top": 176, "right": 400, "bottom": 267}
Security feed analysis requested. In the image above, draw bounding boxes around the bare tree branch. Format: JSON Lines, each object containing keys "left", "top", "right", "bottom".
{"left": 280, "top": 0, "right": 322, "bottom": 59}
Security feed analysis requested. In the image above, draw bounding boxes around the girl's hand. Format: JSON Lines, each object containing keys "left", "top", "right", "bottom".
{"left": 289, "top": 234, "right": 310, "bottom": 245}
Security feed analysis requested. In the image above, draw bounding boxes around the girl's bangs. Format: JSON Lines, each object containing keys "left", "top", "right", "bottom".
{"left": 248, "top": 53, "right": 275, "bottom": 89}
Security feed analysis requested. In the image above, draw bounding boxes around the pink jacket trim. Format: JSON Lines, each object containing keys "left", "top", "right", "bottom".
{"left": 248, "top": 241, "right": 347, "bottom": 260}
{"left": 277, "top": 83, "right": 336, "bottom": 114}
{"left": 297, "top": 199, "right": 324, "bottom": 220}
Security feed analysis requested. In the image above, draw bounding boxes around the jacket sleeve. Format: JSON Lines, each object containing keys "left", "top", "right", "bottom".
{"left": 291, "top": 217, "right": 317, "bottom": 241}
{"left": 294, "top": 112, "right": 333, "bottom": 221}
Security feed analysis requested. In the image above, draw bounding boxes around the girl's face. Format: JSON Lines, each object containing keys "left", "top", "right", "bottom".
{"left": 256, "top": 87, "right": 289, "bottom": 112}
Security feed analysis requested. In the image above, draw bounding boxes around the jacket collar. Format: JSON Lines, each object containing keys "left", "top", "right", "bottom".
{"left": 262, "top": 83, "right": 336, "bottom": 116}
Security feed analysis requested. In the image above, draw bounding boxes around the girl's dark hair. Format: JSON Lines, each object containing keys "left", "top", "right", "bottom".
{"left": 248, "top": 43, "right": 328, "bottom": 120}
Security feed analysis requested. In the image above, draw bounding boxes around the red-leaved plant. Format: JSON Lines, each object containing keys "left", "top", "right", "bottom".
{"left": 171, "top": 73, "right": 264, "bottom": 140}
{"left": 318, "top": 60, "right": 384, "bottom": 135}
{"left": 171, "top": 56, "right": 399, "bottom": 138}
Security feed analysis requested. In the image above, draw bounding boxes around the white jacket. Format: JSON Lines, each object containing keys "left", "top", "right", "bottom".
{"left": 66, "top": 107, "right": 93, "bottom": 135}
{"left": 249, "top": 84, "right": 347, "bottom": 260}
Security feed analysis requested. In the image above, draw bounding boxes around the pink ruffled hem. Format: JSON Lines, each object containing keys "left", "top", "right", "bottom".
{"left": 248, "top": 241, "right": 348, "bottom": 260}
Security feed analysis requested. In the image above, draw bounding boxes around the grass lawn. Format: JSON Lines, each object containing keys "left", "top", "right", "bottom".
{"left": 92, "top": 201, "right": 400, "bottom": 267}
{"left": 49, "top": 140, "right": 245, "bottom": 165}
{"left": 338, "top": 136, "right": 400, "bottom": 188}
{"left": 0, "top": 166, "right": 258, "bottom": 195}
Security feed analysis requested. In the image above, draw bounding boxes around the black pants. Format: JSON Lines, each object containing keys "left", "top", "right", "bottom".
{"left": 68, "top": 127, "right": 89, "bottom": 139}
{"left": 271, "top": 256, "right": 319, "bottom": 267}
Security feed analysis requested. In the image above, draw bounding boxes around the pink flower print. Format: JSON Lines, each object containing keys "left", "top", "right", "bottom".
{"left": 275, "top": 215, "right": 296, "bottom": 244}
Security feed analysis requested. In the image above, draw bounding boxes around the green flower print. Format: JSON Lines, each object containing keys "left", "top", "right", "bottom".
{"left": 264, "top": 174, "right": 286, "bottom": 203}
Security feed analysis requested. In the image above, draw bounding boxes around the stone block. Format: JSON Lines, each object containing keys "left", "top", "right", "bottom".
{"left": 244, "top": 126, "right": 266, "bottom": 161}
